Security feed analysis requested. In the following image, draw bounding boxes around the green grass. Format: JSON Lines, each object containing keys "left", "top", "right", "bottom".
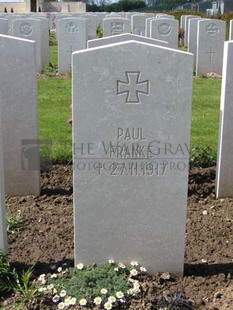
{"left": 49, "top": 45, "right": 58, "bottom": 67}
{"left": 37, "top": 47, "right": 222, "bottom": 162}
{"left": 191, "top": 77, "right": 221, "bottom": 155}
{"left": 38, "top": 76, "right": 72, "bottom": 160}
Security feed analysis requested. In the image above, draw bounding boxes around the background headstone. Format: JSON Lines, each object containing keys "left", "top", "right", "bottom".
{"left": 0, "top": 18, "right": 8, "bottom": 35}
{"left": 31, "top": 16, "right": 49, "bottom": 67}
{"left": 88, "top": 34, "right": 168, "bottom": 49}
{"left": 216, "top": 41, "right": 233, "bottom": 197}
{"left": 229, "top": 19, "right": 233, "bottom": 40}
{"left": 188, "top": 17, "right": 202, "bottom": 67}
{"left": 103, "top": 17, "right": 130, "bottom": 37}
{"left": 131, "top": 14, "right": 147, "bottom": 36}
{"left": 0, "top": 35, "right": 40, "bottom": 196}
{"left": 150, "top": 18, "right": 178, "bottom": 49}
{"left": 196, "top": 19, "right": 226, "bottom": 76}
{"left": 58, "top": 17, "right": 87, "bottom": 74}
{"left": 72, "top": 41, "right": 193, "bottom": 275}
{"left": 12, "top": 18, "right": 42, "bottom": 73}
{"left": 0, "top": 113, "right": 7, "bottom": 255}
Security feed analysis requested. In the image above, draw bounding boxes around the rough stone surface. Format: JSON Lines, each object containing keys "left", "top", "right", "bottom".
{"left": 58, "top": 17, "right": 86, "bottom": 74}
{"left": 0, "top": 35, "right": 40, "bottom": 196}
{"left": 72, "top": 41, "right": 193, "bottom": 275}
{"left": 216, "top": 41, "right": 233, "bottom": 197}
{"left": 196, "top": 19, "right": 226, "bottom": 76}
{"left": 87, "top": 33, "right": 168, "bottom": 48}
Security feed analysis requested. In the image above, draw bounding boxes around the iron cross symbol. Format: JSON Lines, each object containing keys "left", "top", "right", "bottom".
{"left": 117, "top": 71, "right": 149, "bottom": 104}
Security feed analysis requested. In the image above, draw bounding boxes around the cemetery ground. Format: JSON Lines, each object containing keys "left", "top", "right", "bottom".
{"left": 0, "top": 49, "right": 233, "bottom": 310}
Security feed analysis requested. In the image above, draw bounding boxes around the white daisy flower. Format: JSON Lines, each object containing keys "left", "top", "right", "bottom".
{"left": 116, "top": 291, "right": 124, "bottom": 299}
{"left": 108, "top": 296, "right": 116, "bottom": 303}
{"left": 79, "top": 298, "right": 87, "bottom": 306}
{"left": 130, "top": 269, "right": 138, "bottom": 276}
{"left": 100, "top": 288, "right": 108, "bottom": 294}
{"left": 104, "top": 302, "right": 112, "bottom": 309}
{"left": 94, "top": 296, "right": 102, "bottom": 305}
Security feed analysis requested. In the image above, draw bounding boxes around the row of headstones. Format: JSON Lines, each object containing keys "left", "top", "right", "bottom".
{"left": 1, "top": 33, "right": 233, "bottom": 274}
{"left": 181, "top": 15, "right": 226, "bottom": 76}
{"left": 0, "top": 12, "right": 177, "bottom": 73}
{"left": 1, "top": 12, "right": 230, "bottom": 77}
{"left": 54, "top": 15, "right": 230, "bottom": 76}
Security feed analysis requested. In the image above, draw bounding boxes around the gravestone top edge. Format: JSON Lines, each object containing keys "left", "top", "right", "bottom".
{"left": 88, "top": 33, "right": 168, "bottom": 45}
{"left": 73, "top": 40, "right": 194, "bottom": 56}
{"left": 0, "top": 34, "right": 36, "bottom": 44}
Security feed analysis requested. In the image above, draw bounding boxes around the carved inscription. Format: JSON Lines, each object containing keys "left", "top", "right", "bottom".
{"left": 117, "top": 71, "right": 149, "bottom": 104}
{"left": 158, "top": 22, "right": 171, "bottom": 36}
{"left": 20, "top": 22, "right": 33, "bottom": 36}
{"left": 111, "top": 22, "right": 125, "bottom": 35}
{"left": 65, "top": 22, "right": 78, "bottom": 34}
{"left": 66, "top": 46, "right": 75, "bottom": 55}
{"left": 206, "top": 23, "right": 219, "bottom": 35}
{"left": 207, "top": 47, "right": 216, "bottom": 63}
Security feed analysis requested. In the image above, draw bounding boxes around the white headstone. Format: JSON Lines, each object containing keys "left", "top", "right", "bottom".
{"left": 87, "top": 33, "right": 168, "bottom": 49}
{"left": 72, "top": 41, "right": 193, "bottom": 275}
{"left": 58, "top": 17, "right": 87, "bottom": 74}
{"left": 229, "top": 19, "right": 233, "bottom": 40}
{"left": 103, "top": 17, "right": 130, "bottom": 37}
{"left": 131, "top": 15, "right": 147, "bottom": 36}
{"left": 0, "top": 115, "right": 7, "bottom": 255}
{"left": 6, "top": 15, "right": 21, "bottom": 35}
{"left": 31, "top": 17, "right": 49, "bottom": 67}
{"left": 188, "top": 18, "right": 202, "bottom": 67}
{"left": 0, "top": 18, "right": 8, "bottom": 35}
{"left": 81, "top": 14, "right": 97, "bottom": 40}
{"left": 150, "top": 18, "right": 178, "bottom": 49}
{"left": 196, "top": 19, "right": 226, "bottom": 76}
{"left": 184, "top": 15, "right": 199, "bottom": 46}
{"left": 0, "top": 35, "right": 40, "bottom": 196}
{"left": 12, "top": 18, "right": 42, "bottom": 73}
{"left": 145, "top": 17, "right": 156, "bottom": 38}
{"left": 216, "top": 41, "right": 233, "bottom": 197}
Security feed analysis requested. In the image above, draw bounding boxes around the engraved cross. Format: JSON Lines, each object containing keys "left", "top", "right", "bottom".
{"left": 207, "top": 47, "right": 216, "bottom": 63}
{"left": 117, "top": 71, "right": 149, "bottom": 104}
{"left": 66, "top": 46, "right": 75, "bottom": 56}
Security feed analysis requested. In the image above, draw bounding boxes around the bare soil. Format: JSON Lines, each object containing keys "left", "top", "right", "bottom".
{"left": 1, "top": 165, "right": 233, "bottom": 309}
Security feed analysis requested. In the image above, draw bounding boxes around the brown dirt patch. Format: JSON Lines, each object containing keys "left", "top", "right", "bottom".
{"left": 1, "top": 165, "right": 233, "bottom": 309}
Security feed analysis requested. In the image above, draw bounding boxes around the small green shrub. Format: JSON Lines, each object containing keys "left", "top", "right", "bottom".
{"left": 49, "top": 31, "right": 57, "bottom": 46}
{"left": 152, "top": 291, "right": 194, "bottom": 310}
{"left": 0, "top": 252, "right": 16, "bottom": 293}
{"left": 190, "top": 145, "right": 216, "bottom": 167}
{"left": 41, "top": 62, "right": 58, "bottom": 75}
{"left": 39, "top": 261, "right": 145, "bottom": 308}
{"left": 96, "top": 24, "right": 103, "bottom": 38}
{"left": 7, "top": 210, "right": 24, "bottom": 234}
{"left": 13, "top": 266, "right": 39, "bottom": 308}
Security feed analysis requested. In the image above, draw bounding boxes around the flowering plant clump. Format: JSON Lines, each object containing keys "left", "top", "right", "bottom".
{"left": 37, "top": 260, "right": 147, "bottom": 309}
